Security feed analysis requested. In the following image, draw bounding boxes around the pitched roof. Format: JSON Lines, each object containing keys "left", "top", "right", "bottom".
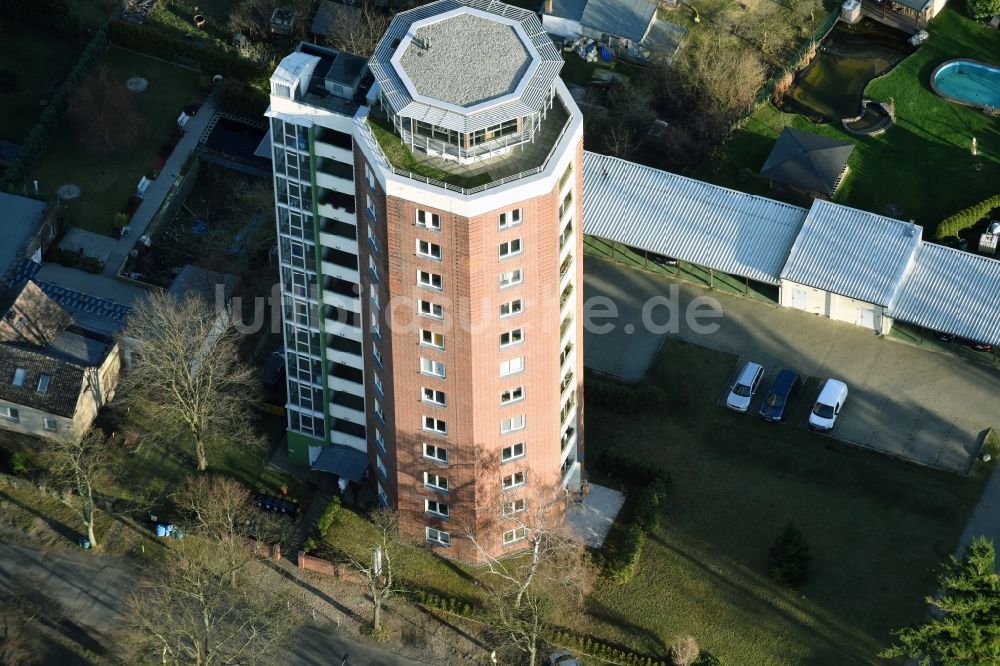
{"left": 0, "top": 344, "right": 86, "bottom": 418}
{"left": 888, "top": 243, "right": 1000, "bottom": 345}
{"left": 760, "top": 127, "right": 854, "bottom": 195}
{"left": 583, "top": 151, "right": 808, "bottom": 285}
{"left": 0, "top": 193, "right": 45, "bottom": 283}
{"left": 581, "top": 0, "right": 657, "bottom": 42}
{"left": 544, "top": 0, "right": 587, "bottom": 21}
{"left": 780, "top": 200, "right": 921, "bottom": 306}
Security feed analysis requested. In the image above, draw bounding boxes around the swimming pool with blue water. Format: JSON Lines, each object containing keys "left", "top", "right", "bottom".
{"left": 932, "top": 59, "right": 1000, "bottom": 109}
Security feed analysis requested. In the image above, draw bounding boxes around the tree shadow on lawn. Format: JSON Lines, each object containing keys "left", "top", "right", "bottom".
{"left": 645, "top": 531, "right": 878, "bottom": 666}
{"left": 0, "top": 488, "right": 80, "bottom": 544}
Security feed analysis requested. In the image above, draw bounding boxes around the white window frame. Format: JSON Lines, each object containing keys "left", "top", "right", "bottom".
{"left": 423, "top": 415, "right": 447, "bottom": 435}
{"left": 500, "top": 386, "right": 525, "bottom": 405}
{"left": 423, "top": 442, "right": 448, "bottom": 464}
{"left": 424, "top": 472, "right": 449, "bottom": 492}
{"left": 422, "top": 387, "right": 446, "bottom": 406}
{"left": 499, "top": 238, "right": 522, "bottom": 260}
{"left": 503, "top": 526, "right": 527, "bottom": 546}
{"left": 416, "top": 239, "right": 442, "bottom": 261}
{"left": 420, "top": 329, "right": 445, "bottom": 349}
{"left": 499, "top": 269, "right": 523, "bottom": 289}
{"left": 425, "top": 499, "right": 450, "bottom": 518}
{"left": 416, "top": 210, "right": 441, "bottom": 231}
{"left": 420, "top": 357, "right": 445, "bottom": 378}
{"left": 499, "top": 299, "right": 523, "bottom": 318}
{"left": 499, "top": 328, "right": 523, "bottom": 348}
{"left": 500, "top": 415, "right": 525, "bottom": 435}
{"left": 502, "top": 470, "right": 526, "bottom": 491}
{"left": 498, "top": 208, "right": 522, "bottom": 231}
{"left": 417, "top": 270, "right": 443, "bottom": 290}
{"left": 42, "top": 417, "right": 58, "bottom": 432}
{"left": 426, "top": 526, "right": 451, "bottom": 546}
{"left": 503, "top": 498, "right": 527, "bottom": 517}
{"left": 499, "top": 357, "right": 524, "bottom": 377}
{"left": 501, "top": 442, "right": 526, "bottom": 462}
{"left": 418, "top": 300, "right": 444, "bottom": 319}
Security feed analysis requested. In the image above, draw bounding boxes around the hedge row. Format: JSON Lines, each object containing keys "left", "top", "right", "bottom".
{"left": 218, "top": 79, "right": 270, "bottom": 119}
{"left": 107, "top": 20, "right": 270, "bottom": 89}
{"left": 936, "top": 194, "right": 1000, "bottom": 240}
{"left": 595, "top": 449, "right": 671, "bottom": 583}
{"left": 587, "top": 377, "right": 667, "bottom": 414}
{"left": 3, "top": 26, "right": 109, "bottom": 189}
{"left": 46, "top": 247, "right": 103, "bottom": 273}
{"left": 546, "top": 628, "right": 723, "bottom": 665}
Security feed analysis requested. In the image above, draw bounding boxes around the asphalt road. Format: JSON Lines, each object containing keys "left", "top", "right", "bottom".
{"left": 0, "top": 540, "right": 430, "bottom": 665}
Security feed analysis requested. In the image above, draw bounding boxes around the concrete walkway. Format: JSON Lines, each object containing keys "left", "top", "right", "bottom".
{"left": 566, "top": 483, "right": 626, "bottom": 548}
{"left": 584, "top": 256, "right": 1000, "bottom": 474}
{"left": 100, "top": 93, "right": 218, "bottom": 277}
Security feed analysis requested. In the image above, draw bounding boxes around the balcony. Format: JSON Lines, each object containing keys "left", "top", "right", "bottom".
{"left": 361, "top": 94, "right": 572, "bottom": 195}
{"left": 318, "top": 188, "right": 355, "bottom": 215}
{"left": 559, "top": 315, "right": 574, "bottom": 344}
{"left": 321, "top": 247, "right": 359, "bottom": 283}
{"left": 316, "top": 157, "right": 354, "bottom": 181}
{"left": 559, "top": 370, "right": 574, "bottom": 396}
{"left": 559, "top": 284, "right": 574, "bottom": 315}
{"left": 316, "top": 126, "right": 353, "bottom": 151}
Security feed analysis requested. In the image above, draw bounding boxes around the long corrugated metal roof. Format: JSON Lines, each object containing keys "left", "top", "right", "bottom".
{"left": 888, "top": 243, "right": 1000, "bottom": 345}
{"left": 583, "top": 152, "right": 808, "bottom": 285}
{"left": 780, "top": 200, "right": 921, "bottom": 306}
{"left": 581, "top": 0, "right": 656, "bottom": 42}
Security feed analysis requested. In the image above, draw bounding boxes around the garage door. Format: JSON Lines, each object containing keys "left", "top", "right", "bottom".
{"left": 790, "top": 289, "right": 809, "bottom": 311}
{"left": 858, "top": 308, "right": 875, "bottom": 329}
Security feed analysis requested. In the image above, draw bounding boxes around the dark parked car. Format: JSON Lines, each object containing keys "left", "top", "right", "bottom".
{"left": 758, "top": 369, "right": 802, "bottom": 422}
{"left": 936, "top": 332, "right": 994, "bottom": 352}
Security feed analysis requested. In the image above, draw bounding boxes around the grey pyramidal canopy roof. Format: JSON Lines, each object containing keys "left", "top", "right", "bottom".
{"left": 399, "top": 13, "right": 531, "bottom": 107}
{"left": 760, "top": 127, "right": 854, "bottom": 195}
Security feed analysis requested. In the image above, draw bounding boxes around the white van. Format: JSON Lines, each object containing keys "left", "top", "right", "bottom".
{"left": 809, "top": 379, "right": 849, "bottom": 431}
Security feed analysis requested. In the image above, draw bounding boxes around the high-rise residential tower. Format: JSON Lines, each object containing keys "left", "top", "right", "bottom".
{"left": 267, "top": 0, "right": 583, "bottom": 562}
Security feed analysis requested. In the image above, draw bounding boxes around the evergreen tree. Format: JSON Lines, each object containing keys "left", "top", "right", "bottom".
{"left": 767, "top": 522, "right": 811, "bottom": 587}
{"left": 881, "top": 536, "right": 1000, "bottom": 665}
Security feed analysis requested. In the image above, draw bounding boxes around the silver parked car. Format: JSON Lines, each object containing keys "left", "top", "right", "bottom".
{"left": 726, "top": 361, "right": 764, "bottom": 412}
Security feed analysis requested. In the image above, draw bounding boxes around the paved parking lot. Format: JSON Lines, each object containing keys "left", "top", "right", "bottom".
{"left": 584, "top": 256, "right": 1000, "bottom": 474}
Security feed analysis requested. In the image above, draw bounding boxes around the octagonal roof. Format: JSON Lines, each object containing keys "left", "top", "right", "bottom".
{"left": 370, "top": 0, "right": 563, "bottom": 133}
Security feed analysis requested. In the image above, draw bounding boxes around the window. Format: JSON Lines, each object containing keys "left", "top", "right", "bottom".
{"left": 367, "top": 223, "right": 378, "bottom": 252}
{"left": 499, "top": 299, "right": 523, "bottom": 318}
{"left": 416, "top": 210, "right": 441, "bottom": 231}
{"left": 376, "top": 455, "right": 388, "bottom": 478}
{"left": 423, "top": 416, "right": 447, "bottom": 435}
{"left": 365, "top": 163, "right": 375, "bottom": 190}
{"left": 11, "top": 368, "right": 25, "bottom": 387}
{"left": 499, "top": 239, "right": 522, "bottom": 260}
{"left": 500, "top": 415, "right": 525, "bottom": 434}
{"left": 499, "top": 269, "right": 522, "bottom": 289}
{"left": 273, "top": 82, "right": 291, "bottom": 99}
{"left": 416, "top": 239, "right": 442, "bottom": 260}
{"left": 420, "top": 358, "right": 445, "bottom": 378}
{"left": 499, "top": 357, "right": 524, "bottom": 377}
{"left": 425, "top": 499, "right": 450, "bottom": 517}
{"left": 498, "top": 209, "right": 522, "bottom": 230}
{"left": 375, "top": 428, "right": 386, "bottom": 453}
{"left": 43, "top": 417, "right": 57, "bottom": 432}
{"left": 501, "top": 442, "right": 526, "bottom": 462}
{"left": 502, "top": 471, "right": 526, "bottom": 490}
{"left": 426, "top": 526, "right": 451, "bottom": 546}
{"left": 503, "top": 526, "right": 527, "bottom": 546}
{"left": 420, "top": 329, "right": 444, "bottom": 349}
{"left": 500, "top": 386, "right": 525, "bottom": 405}
{"left": 503, "top": 498, "right": 527, "bottom": 517}
{"left": 372, "top": 342, "right": 382, "bottom": 367}
{"left": 378, "top": 483, "right": 389, "bottom": 506}
{"left": 499, "top": 329, "right": 523, "bottom": 348}
{"left": 422, "top": 387, "right": 446, "bottom": 406}
{"left": 0, "top": 406, "right": 19, "bottom": 422}
{"left": 423, "top": 443, "right": 448, "bottom": 464}
{"left": 424, "top": 472, "right": 449, "bottom": 492}
{"left": 369, "top": 255, "right": 379, "bottom": 283}
{"left": 418, "top": 300, "right": 444, "bottom": 319}
{"left": 417, "top": 270, "right": 443, "bottom": 290}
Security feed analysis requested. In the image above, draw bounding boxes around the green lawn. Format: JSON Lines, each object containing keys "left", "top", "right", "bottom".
{"left": 0, "top": 24, "right": 80, "bottom": 144}
{"left": 701, "top": 7, "right": 1000, "bottom": 234}
{"left": 32, "top": 46, "right": 203, "bottom": 235}
{"left": 575, "top": 335, "right": 990, "bottom": 665}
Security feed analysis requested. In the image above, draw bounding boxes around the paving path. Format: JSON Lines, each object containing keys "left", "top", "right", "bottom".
{"left": 584, "top": 256, "right": 1000, "bottom": 474}
{"left": 100, "top": 94, "right": 219, "bottom": 277}
{"left": 0, "top": 540, "right": 429, "bottom": 664}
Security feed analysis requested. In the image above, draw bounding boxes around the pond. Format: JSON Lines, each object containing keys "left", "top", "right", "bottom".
{"left": 783, "top": 18, "right": 915, "bottom": 121}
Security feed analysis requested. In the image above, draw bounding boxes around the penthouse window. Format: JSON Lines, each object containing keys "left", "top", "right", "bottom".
{"left": 414, "top": 120, "right": 459, "bottom": 145}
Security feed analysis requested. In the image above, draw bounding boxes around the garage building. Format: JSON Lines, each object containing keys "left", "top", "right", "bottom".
{"left": 778, "top": 200, "right": 921, "bottom": 335}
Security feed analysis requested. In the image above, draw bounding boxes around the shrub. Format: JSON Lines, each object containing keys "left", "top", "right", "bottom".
{"left": 314, "top": 496, "right": 341, "bottom": 539}
{"left": 595, "top": 448, "right": 670, "bottom": 486}
{"left": 936, "top": 194, "right": 1000, "bottom": 240}
{"left": 693, "top": 652, "right": 722, "bottom": 666}
{"left": 966, "top": 0, "right": 1000, "bottom": 20}
{"left": 633, "top": 477, "right": 669, "bottom": 533}
{"left": 767, "top": 521, "right": 812, "bottom": 587}
{"left": 669, "top": 635, "right": 700, "bottom": 666}
{"left": 588, "top": 377, "right": 667, "bottom": 414}
{"left": 218, "top": 78, "right": 269, "bottom": 118}
{"left": 610, "top": 525, "right": 647, "bottom": 583}
{"left": 10, "top": 451, "right": 33, "bottom": 475}
{"left": 772, "top": 70, "right": 794, "bottom": 106}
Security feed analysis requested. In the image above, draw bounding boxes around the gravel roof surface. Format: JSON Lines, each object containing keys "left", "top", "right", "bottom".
{"left": 399, "top": 13, "right": 532, "bottom": 107}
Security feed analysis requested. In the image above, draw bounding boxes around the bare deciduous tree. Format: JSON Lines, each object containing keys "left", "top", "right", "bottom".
{"left": 328, "top": 1, "right": 391, "bottom": 57}
{"left": 122, "top": 540, "right": 297, "bottom": 665}
{"left": 329, "top": 508, "right": 399, "bottom": 635}
{"left": 670, "top": 635, "right": 701, "bottom": 666}
{"left": 118, "top": 292, "right": 261, "bottom": 471}
{"left": 68, "top": 67, "right": 144, "bottom": 154}
{"left": 45, "top": 429, "right": 109, "bottom": 549}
